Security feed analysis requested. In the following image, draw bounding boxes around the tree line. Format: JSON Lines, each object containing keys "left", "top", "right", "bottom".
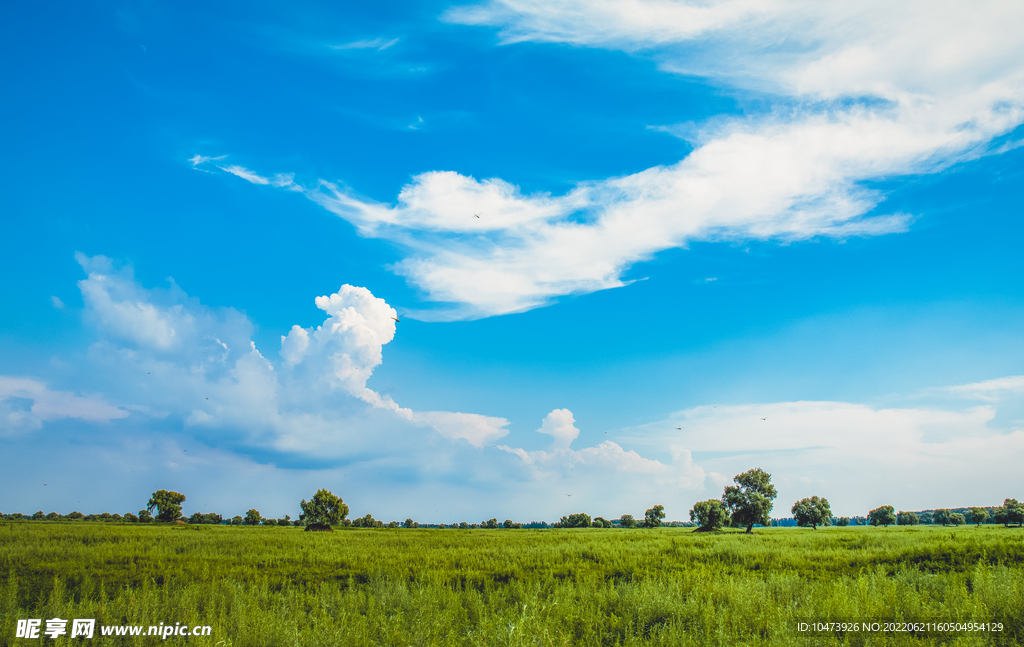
{"left": 5, "top": 479, "right": 1021, "bottom": 530}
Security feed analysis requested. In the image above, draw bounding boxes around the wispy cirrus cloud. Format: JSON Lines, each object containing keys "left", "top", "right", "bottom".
{"left": 196, "top": 1, "right": 1024, "bottom": 320}
{"left": 330, "top": 37, "right": 399, "bottom": 51}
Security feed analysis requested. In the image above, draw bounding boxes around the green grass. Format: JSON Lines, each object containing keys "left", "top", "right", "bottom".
{"left": 1, "top": 523, "right": 1021, "bottom": 646}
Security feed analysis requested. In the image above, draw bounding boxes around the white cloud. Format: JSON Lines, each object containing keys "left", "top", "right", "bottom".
{"left": 330, "top": 37, "right": 400, "bottom": 51}
{"left": 619, "top": 398, "right": 1024, "bottom": 514}
{"left": 0, "top": 376, "right": 128, "bottom": 436}
{"left": 536, "top": 408, "right": 579, "bottom": 449}
{"left": 70, "top": 254, "right": 508, "bottom": 453}
{"left": 199, "top": 1, "right": 1024, "bottom": 319}
{"left": 50, "top": 296, "right": 64, "bottom": 309}
{"left": 947, "top": 375, "right": 1024, "bottom": 401}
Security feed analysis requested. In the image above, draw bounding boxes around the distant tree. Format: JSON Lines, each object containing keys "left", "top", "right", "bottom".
{"left": 722, "top": 468, "right": 778, "bottom": 533}
{"left": 949, "top": 513, "right": 966, "bottom": 526}
{"left": 404, "top": 518, "right": 416, "bottom": 528}
{"left": 459, "top": 522, "right": 469, "bottom": 530}
{"left": 244, "top": 509, "right": 262, "bottom": 526}
{"left": 188, "top": 512, "right": 203, "bottom": 524}
{"left": 868, "top": 505, "right": 896, "bottom": 527}
{"left": 896, "top": 511, "right": 919, "bottom": 526}
{"left": 45, "top": 512, "right": 60, "bottom": 521}
{"left": 837, "top": 517, "right": 850, "bottom": 527}
{"left": 387, "top": 521, "right": 399, "bottom": 528}
{"left": 299, "top": 489, "right": 349, "bottom": 527}
{"left": 469, "top": 523, "right": 479, "bottom": 529}
{"left": 123, "top": 512, "right": 139, "bottom": 523}
{"left": 265, "top": 518, "right": 279, "bottom": 526}
{"left": 933, "top": 509, "right": 952, "bottom": 526}
{"left": 138, "top": 510, "right": 153, "bottom": 523}
{"left": 556, "top": 513, "right": 591, "bottom": 528}
{"left": 791, "top": 496, "right": 832, "bottom": 530}
{"left": 503, "top": 519, "right": 521, "bottom": 529}
{"left": 437, "top": 524, "right": 447, "bottom": 529}
{"left": 644, "top": 505, "right": 666, "bottom": 528}
{"left": 278, "top": 515, "right": 290, "bottom": 527}
{"left": 148, "top": 490, "right": 186, "bottom": 523}
{"left": 592, "top": 517, "right": 612, "bottom": 528}
{"left": 483, "top": 518, "right": 500, "bottom": 529}
{"left": 67, "top": 511, "right": 83, "bottom": 520}
{"left": 689, "top": 499, "right": 728, "bottom": 531}
{"left": 619, "top": 514, "right": 637, "bottom": 528}
{"left": 32, "top": 511, "right": 45, "bottom": 521}
{"left": 231, "top": 515, "right": 243, "bottom": 525}
{"left": 970, "top": 507, "right": 989, "bottom": 526}
{"left": 998, "top": 499, "right": 1023, "bottom": 527}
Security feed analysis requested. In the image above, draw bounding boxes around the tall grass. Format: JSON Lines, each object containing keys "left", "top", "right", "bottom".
{"left": 1, "top": 523, "right": 1020, "bottom": 645}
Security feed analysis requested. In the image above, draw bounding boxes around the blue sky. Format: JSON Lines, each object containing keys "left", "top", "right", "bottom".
{"left": 2, "top": 1, "right": 1023, "bottom": 522}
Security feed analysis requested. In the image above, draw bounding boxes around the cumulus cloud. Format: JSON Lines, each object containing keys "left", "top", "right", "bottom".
{"left": 536, "top": 408, "right": 579, "bottom": 449}
{"left": 0, "top": 376, "right": 128, "bottom": 436}
{"left": 73, "top": 254, "right": 507, "bottom": 453}
{"left": 198, "top": 1, "right": 1024, "bottom": 320}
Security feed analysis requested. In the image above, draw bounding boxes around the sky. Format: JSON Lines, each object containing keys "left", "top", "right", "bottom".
{"left": 1, "top": 0, "right": 1023, "bottom": 523}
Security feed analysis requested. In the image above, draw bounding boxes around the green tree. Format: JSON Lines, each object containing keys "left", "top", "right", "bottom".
{"left": 837, "top": 516, "right": 850, "bottom": 527}
{"left": 147, "top": 490, "right": 186, "bottom": 522}
{"left": 299, "top": 489, "right": 349, "bottom": 527}
{"left": 556, "top": 513, "right": 591, "bottom": 528}
{"left": 458, "top": 522, "right": 469, "bottom": 530}
{"left": 689, "top": 499, "right": 728, "bottom": 531}
{"left": 868, "top": 505, "right": 896, "bottom": 527}
{"left": 483, "top": 518, "right": 500, "bottom": 529}
{"left": 244, "top": 509, "right": 262, "bottom": 526}
{"left": 791, "top": 496, "right": 832, "bottom": 530}
{"left": 949, "top": 512, "right": 966, "bottom": 526}
{"left": 970, "top": 507, "right": 989, "bottom": 526}
{"left": 592, "top": 517, "right": 612, "bottom": 528}
{"left": 123, "top": 512, "right": 139, "bottom": 523}
{"left": 644, "top": 505, "right": 666, "bottom": 528}
{"left": 231, "top": 515, "right": 243, "bottom": 525}
{"left": 722, "top": 468, "right": 778, "bottom": 533}
{"left": 138, "top": 509, "right": 153, "bottom": 523}
{"left": 896, "top": 511, "right": 919, "bottom": 525}
{"left": 502, "top": 519, "right": 521, "bottom": 529}
{"left": 933, "top": 509, "right": 951, "bottom": 526}
{"left": 618, "top": 514, "right": 637, "bottom": 528}
{"left": 1001, "top": 499, "right": 1023, "bottom": 527}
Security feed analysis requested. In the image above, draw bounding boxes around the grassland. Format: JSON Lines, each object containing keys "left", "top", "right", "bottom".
{"left": 1, "top": 522, "right": 1021, "bottom": 646}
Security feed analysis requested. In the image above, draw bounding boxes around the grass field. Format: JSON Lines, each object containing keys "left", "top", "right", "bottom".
{"left": 1, "top": 522, "right": 1021, "bottom": 646}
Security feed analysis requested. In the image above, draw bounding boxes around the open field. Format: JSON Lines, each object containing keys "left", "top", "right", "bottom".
{"left": 1, "top": 523, "right": 1022, "bottom": 646}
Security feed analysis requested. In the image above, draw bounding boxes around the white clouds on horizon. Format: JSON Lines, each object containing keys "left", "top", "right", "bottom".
{"left": 195, "top": 1, "right": 1024, "bottom": 320}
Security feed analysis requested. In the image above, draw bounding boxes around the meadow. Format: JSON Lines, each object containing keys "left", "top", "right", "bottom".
{"left": 1, "top": 522, "right": 1021, "bottom": 646}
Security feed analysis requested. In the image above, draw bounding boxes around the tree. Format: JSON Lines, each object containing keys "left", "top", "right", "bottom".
{"left": 896, "top": 511, "right": 919, "bottom": 526}
{"left": 970, "top": 507, "right": 989, "bottom": 526}
{"left": 483, "top": 518, "right": 500, "bottom": 529}
{"left": 299, "top": 489, "right": 349, "bottom": 527}
{"left": 689, "top": 499, "right": 728, "bottom": 531}
{"left": 404, "top": 518, "right": 416, "bottom": 528}
{"left": 949, "top": 512, "right": 966, "bottom": 526}
{"left": 722, "top": 468, "right": 777, "bottom": 533}
{"left": 868, "top": 505, "right": 896, "bottom": 527}
{"left": 933, "top": 509, "right": 951, "bottom": 526}
{"left": 123, "top": 512, "right": 139, "bottom": 523}
{"left": 556, "top": 513, "right": 591, "bottom": 528}
{"left": 592, "top": 517, "right": 612, "bottom": 528}
{"left": 619, "top": 514, "right": 637, "bottom": 528}
{"left": 644, "top": 505, "right": 666, "bottom": 528}
{"left": 278, "top": 515, "right": 291, "bottom": 526}
{"left": 147, "top": 490, "right": 186, "bottom": 523}
{"left": 503, "top": 519, "right": 521, "bottom": 529}
{"left": 244, "top": 509, "right": 262, "bottom": 526}
{"left": 458, "top": 522, "right": 469, "bottom": 530}
{"left": 837, "top": 517, "right": 850, "bottom": 527}
{"left": 138, "top": 509, "right": 153, "bottom": 523}
{"left": 231, "top": 516, "right": 243, "bottom": 525}
{"left": 791, "top": 496, "right": 832, "bottom": 530}
{"left": 999, "top": 499, "right": 1023, "bottom": 527}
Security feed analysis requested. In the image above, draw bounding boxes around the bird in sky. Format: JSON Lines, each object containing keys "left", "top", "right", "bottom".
{"left": 761, "top": 417, "right": 767, "bottom": 421}
{"left": 474, "top": 214, "right": 480, "bottom": 218}
{"left": 391, "top": 316, "right": 400, "bottom": 323}
{"left": 676, "top": 427, "right": 682, "bottom": 430}
{"left": 205, "top": 397, "right": 208, "bottom": 400}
